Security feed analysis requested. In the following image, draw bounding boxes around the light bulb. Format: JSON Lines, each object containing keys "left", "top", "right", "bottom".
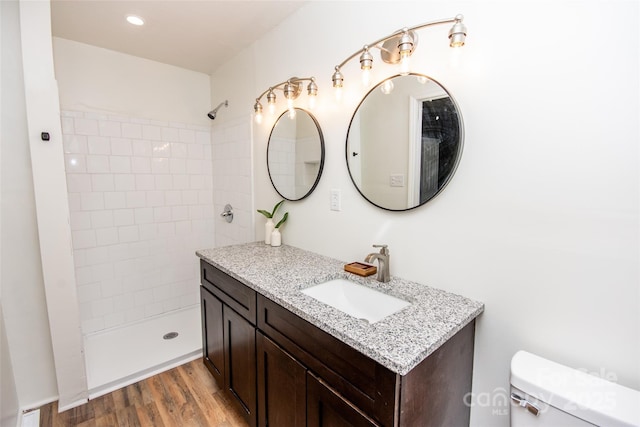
{"left": 308, "top": 95, "right": 316, "bottom": 110}
{"left": 399, "top": 52, "right": 411, "bottom": 75}
{"left": 361, "top": 69, "right": 371, "bottom": 87}
{"left": 335, "top": 87, "right": 343, "bottom": 102}
{"left": 255, "top": 112, "right": 262, "bottom": 124}
{"left": 288, "top": 107, "right": 296, "bottom": 119}
{"left": 287, "top": 98, "right": 294, "bottom": 110}
{"left": 268, "top": 103, "right": 275, "bottom": 115}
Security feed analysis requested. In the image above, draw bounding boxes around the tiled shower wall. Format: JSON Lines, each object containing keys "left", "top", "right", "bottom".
{"left": 61, "top": 110, "right": 215, "bottom": 334}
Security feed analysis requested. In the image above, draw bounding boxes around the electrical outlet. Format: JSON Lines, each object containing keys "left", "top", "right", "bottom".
{"left": 390, "top": 174, "right": 405, "bottom": 187}
{"left": 330, "top": 189, "right": 341, "bottom": 211}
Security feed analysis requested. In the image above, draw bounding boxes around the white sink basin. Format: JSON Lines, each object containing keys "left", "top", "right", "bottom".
{"left": 301, "top": 278, "right": 410, "bottom": 323}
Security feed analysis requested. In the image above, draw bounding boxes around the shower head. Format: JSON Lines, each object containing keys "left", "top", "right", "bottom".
{"left": 207, "top": 100, "right": 228, "bottom": 120}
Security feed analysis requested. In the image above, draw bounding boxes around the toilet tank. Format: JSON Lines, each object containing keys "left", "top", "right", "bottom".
{"left": 510, "top": 351, "right": 640, "bottom": 427}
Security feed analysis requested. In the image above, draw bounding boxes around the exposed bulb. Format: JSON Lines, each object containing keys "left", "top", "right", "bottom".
{"left": 255, "top": 112, "right": 263, "bottom": 124}
{"left": 268, "top": 103, "right": 276, "bottom": 115}
{"left": 335, "top": 87, "right": 343, "bottom": 102}
{"left": 308, "top": 95, "right": 316, "bottom": 110}
{"left": 288, "top": 107, "right": 296, "bottom": 119}
{"left": 380, "top": 79, "right": 394, "bottom": 94}
{"left": 361, "top": 69, "right": 371, "bottom": 87}
{"left": 399, "top": 51, "right": 411, "bottom": 75}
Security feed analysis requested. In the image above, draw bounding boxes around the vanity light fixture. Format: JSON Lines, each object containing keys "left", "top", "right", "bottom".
{"left": 254, "top": 77, "right": 318, "bottom": 124}
{"left": 331, "top": 14, "right": 467, "bottom": 92}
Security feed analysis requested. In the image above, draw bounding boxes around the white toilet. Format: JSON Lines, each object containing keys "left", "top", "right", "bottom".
{"left": 510, "top": 351, "right": 640, "bottom": 427}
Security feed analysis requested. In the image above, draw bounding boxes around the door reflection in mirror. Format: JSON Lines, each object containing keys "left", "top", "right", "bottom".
{"left": 346, "top": 74, "right": 463, "bottom": 211}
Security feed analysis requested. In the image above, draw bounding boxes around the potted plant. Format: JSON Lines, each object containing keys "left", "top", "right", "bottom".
{"left": 257, "top": 200, "right": 284, "bottom": 244}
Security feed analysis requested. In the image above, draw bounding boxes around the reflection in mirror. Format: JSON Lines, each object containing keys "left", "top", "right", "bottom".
{"left": 346, "top": 73, "right": 463, "bottom": 211}
{"left": 267, "top": 109, "right": 325, "bottom": 201}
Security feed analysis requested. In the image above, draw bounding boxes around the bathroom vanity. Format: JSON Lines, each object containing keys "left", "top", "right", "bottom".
{"left": 197, "top": 243, "right": 483, "bottom": 427}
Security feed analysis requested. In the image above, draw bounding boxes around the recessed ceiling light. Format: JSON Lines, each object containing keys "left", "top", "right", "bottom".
{"left": 126, "top": 15, "right": 144, "bottom": 26}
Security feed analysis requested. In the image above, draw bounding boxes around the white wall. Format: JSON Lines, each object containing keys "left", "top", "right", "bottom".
{"left": 214, "top": 1, "right": 640, "bottom": 425}
{"left": 0, "top": 0, "right": 59, "bottom": 411}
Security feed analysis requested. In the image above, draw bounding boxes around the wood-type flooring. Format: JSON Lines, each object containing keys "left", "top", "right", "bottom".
{"left": 39, "top": 359, "right": 249, "bottom": 427}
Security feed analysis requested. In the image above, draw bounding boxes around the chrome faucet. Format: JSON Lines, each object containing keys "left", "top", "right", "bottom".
{"left": 364, "top": 244, "right": 390, "bottom": 283}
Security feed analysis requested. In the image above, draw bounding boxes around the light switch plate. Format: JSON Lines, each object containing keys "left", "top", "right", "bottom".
{"left": 330, "top": 189, "right": 341, "bottom": 211}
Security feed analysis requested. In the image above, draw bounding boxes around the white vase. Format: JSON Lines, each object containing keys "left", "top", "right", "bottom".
{"left": 270, "top": 228, "right": 281, "bottom": 247}
{"left": 264, "top": 218, "right": 274, "bottom": 244}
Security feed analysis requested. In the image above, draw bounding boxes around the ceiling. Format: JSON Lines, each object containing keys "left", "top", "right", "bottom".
{"left": 50, "top": 0, "right": 307, "bottom": 75}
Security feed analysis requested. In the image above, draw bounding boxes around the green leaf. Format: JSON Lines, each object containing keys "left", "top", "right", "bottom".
{"left": 275, "top": 212, "right": 288, "bottom": 229}
{"left": 271, "top": 200, "right": 284, "bottom": 218}
{"left": 257, "top": 209, "right": 272, "bottom": 218}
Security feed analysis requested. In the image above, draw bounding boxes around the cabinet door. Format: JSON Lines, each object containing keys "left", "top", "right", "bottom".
{"left": 200, "top": 286, "right": 224, "bottom": 386}
{"left": 257, "top": 332, "right": 306, "bottom": 427}
{"left": 307, "top": 372, "right": 380, "bottom": 427}
{"left": 223, "top": 305, "right": 257, "bottom": 427}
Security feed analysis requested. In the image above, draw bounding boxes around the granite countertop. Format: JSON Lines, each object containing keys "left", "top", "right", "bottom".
{"left": 196, "top": 242, "right": 484, "bottom": 376}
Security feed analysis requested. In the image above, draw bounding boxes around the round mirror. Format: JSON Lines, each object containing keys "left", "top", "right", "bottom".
{"left": 346, "top": 73, "right": 463, "bottom": 211}
{"left": 267, "top": 108, "right": 325, "bottom": 201}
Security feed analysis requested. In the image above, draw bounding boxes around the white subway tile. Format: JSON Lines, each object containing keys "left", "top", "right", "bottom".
{"left": 169, "top": 158, "right": 186, "bottom": 174}
{"left": 109, "top": 156, "right": 131, "bottom": 173}
{"left": 188, "top": 205, "right": 203, "bottom": 220}
{"left": 151, "top": 158, "right": 169, "bottom": 174}
{"left": 138, "top": 224, "right": 158, "bottom": 240}
{"left": 172, "top": 174, "right": 189, "bottom": 190}
{"left": 77, "top": 283, "right": 101, "bottom": 303}
{"left": 67, "top": 174, "right": 92, "bottom": 193}
{"left": 98, "top": 121, "right": 121, "bottom": 137}
{"left": 96, "top": 227, "right": 119, "bottom": 246}
{"left": 104, "top": 192, "right": 126, "bottom": 209}
{"left": 165, "top": 191, "right": 182, "bottom": 206}
{"left": 153, "top": 206, "right": 172, "bottom": 223}
{"left": 161, "top": 127, "right": 180, "bottom": 142}
{"left": 68, "top": 193, "right": 82, "bottom": 212}
{"left": 125, "top": 308, "right": 144, "bottom": 323}
{"left": 70, "top": 211, "right": 92, "bottom": 230}
{"left": 91, "top": 210, "right": 114, "bottom": 228}
{"left": 175, "top": 220, "right": 192, "bottom": 235}
{"left": 132, "top": 139, "right": 152, "bottom": 157}
{"left": 91, "top": 174, "right": 115, "bottom": 192}
{"left": 188, "top": 144, "right": 204, "bottom": 159}
{"left": 155, "top": 175, "right": 173, "bottom": 190}
{"left": 170, "top": 142, "right": 187, "bottom": 158}
{"left": 113, "top": 209, "right": 134, "bottom": 226}
{"left": 171, "top": 206, "right": 189, "bottom": 221}
{"left": 122, "top": 123, "right": 143, "bottom": 139}
{"left": 203, "top": 145, "right": 212, "bottom": 160}
{"left": 157, "top": 222, "right": 175, "bottom": 237}
{"left": 131, "top": 157, "right": 151, "bottom": 174}
{"left": 144, "top": 302, "right": 164, "bottom": 317}
{"left": 74, "top": 117, "right": 99, "bottom": 135}
{"left": 181, "top": 190, "right": 198, "bottom": 205}
{"left": 72, "top": 230, "right": 97, "bottom": 249}
{"left": 86, "top": 155, "right": 110, "bottom": 173}
{"left": 125, "top": 191, "right": 146, "bottom": 208}
{"left": 129, "top": 241, "right": 149, "bottom": 258}
{"left": 65, "top": 154, "right": 87, "bottom": 173}
{"left": 84, "top": 112, "right": 108, "bottom": 121}
{"left": 63, "top": 135, "right": 88, "bottom": 154}
{"left": 152, "top": 141, "right": 170, "bottom": 157}
{"left": 113, "top": 294, "right": 134, "bottom": 311}
{"left": 80, "top": 192, "right": 105, "bottom": 211}
{"left": 114, "top": 174, "right": 136, "bottom": 191}
{"left": 189, "top": 175, "right": 205, "bottom": 189}
{"left": 108, "top": 114, "right": 130, "bottom": 123}
{"left": 195, "top": 131, "right": 210, "bottom": 145}
{"left": 61, "top": 110, "right": 83, "bottom": 118}
{"left": 85, "top": 246, "right": 110, "bottom": 265}
{"left": 91, "top": 297, "right": 114, "bottom": 317}
{"left": 118, "top": 225, "right": 140, "bottom": 243}
{"left": 92, "top": 263, "right": 114, "bottom": 281}
{"left": 135, "top": 174, "right": 155, "bottom": 191}
{"left": 75, "top": 266, "right": 93, "bottom": 285}
{"left": 82, "top": 318, "right": 105, "bottom": 334}
{"left": 104, "top": 312, "right": 125, "bottom": 329}
{"left": 146, "top": 191, "right": 165, "bottom": 207}
{"left": 134, "top": 208, "right": 154, "bottom": 224}
{"left": 198, "top": 190, "right": 213, "bottom": 205}
{"left": 87, "top": 136, "right": 111, "bottom": 155}
{"left": 134, "top": 289, "right": 154, "bottom": 307}
{"left": 142, "top": 125, "right": 162, "bottom": 141}
{"left": 179, "top": 129, "right": 195, "bottom": 143}
{"left": 110, "top": 138, "right": 132, "bottom": 155}
{"left": 187, "top": 159, "right": 203, "bottom": 175}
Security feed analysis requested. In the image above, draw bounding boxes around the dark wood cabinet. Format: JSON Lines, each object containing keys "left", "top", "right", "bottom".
{"left": 223, "top": 305, "right": 257, "bottom": 425}
{"left": 200, "top": 286, "right": 224, "bottom": 385}
{"left": 256, "top": 332, "right": 306, "bottom": 427}
{"left": 307, "top": 372, "right": 380, "bottom": 427}
{"left": 200, "top": 259, "right": 476, "bottom": 427}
